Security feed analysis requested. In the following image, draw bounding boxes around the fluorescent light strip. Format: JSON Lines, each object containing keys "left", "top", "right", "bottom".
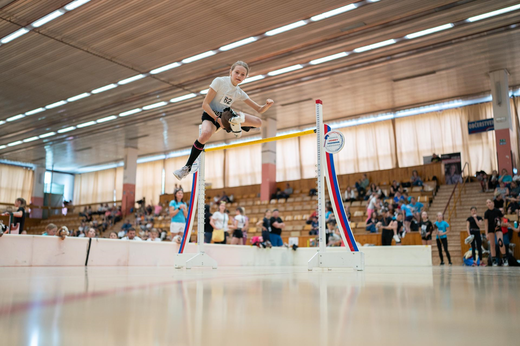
{"left": 57, "top": 126, "right": 76, "bottom": 133}
{"left": 45, "top": 100, "right": 67, "bottom": 109}
{"left": 39, "top": 132, "right": 56, "bottom": 138}
{"left": 31, "top": 10, "right": 65, "bottom": 28}
{"left": 467, "top": 4, "right": 520, "bottom": 22}
{"left": 241, "top": 75, "right": 265, "bottom": 84}
{"left": 118, "top": 74, "right": 146, "bottom": 85}
{"left": 119, "top": 108, "right": 142, "bottom": 117}
{"left": 150, "top": 62, "right": 181, "bottom": 74}
{"left": 353, "top": 39, "right": 396, "bottom": 53}
{"left": 0, "top": 121, "right": 5, "bottom": 125}
{"left": 23, "top": 136, "right": 39, "bottom": 143}
{"left": 96, "top": 115, "right": 117, "bottom": 123}
{"left": 310, "top": 4, "right": 357, "bottom": 22}
{"left": 67, "top": 93, "right": 90, "bottom": 102}
{"left": 25, "top": 108, "right": 46, "bottom": 116}
{"left": 219, "top": 37, "right": 257, "bottom": 51}
{"left": 309, "top": 52, "right": 349, "bottom": 65}
{"left": 0, "top": 145, "right": 6, "bottom": 150}
{"left": 182, "top": 51, "right": 216, "bottom": 64}
{"left": 77, "top": 121, "right": 96, "bottom": 128}
{"left": 170, "top": 93, "right": 197, "bottom": 103}
{"left": 199, "top": 89, "right": 209, "bottom": 95}
{"left": 0, "top": 28, "right": 29, "bottom": 44}
{"left": 265, "top": 20, "right": 307, "bottom": 36}
{"left": 405, "top": 23, "right": 454, "bottom": 39}
{"left": 267, "top": 64, "right": 303, "bottom": 76}
{"left": 64, "top": 0, "right": 91, "bottom": 11}
{"left": 7, "top": 114, "right": 25, "bottom": 122}
{"left": 7, "top": 141, "right": 23, "bottom": 147}
{"left": 142, "top": 101, "right": 168, "bottom": 110}
{"left": 91, "top": 84, "right": 117, "bottom": 94}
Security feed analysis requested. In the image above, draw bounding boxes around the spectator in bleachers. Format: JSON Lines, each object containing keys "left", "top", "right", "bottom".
{"left": 308, "top": 216, "right": 319, "bottom": 235}
{"left": 325, "top": 206, "right": 334, "bottom": 222}
{"left": 256, "top": 209, "right": 272, "bottom": 245}
{"left": 169, "top": 188, "right": 188, "bottom": 239}
{"left": 344, "top": 186, "right": 356, "bottom": 202}
{"left": 494, "top": 182, "right": 509, "bottom": 200}
{"left": 121, "top": 220, "right": 132, "bottom": 233}
{"left": 325, "top": 220, "right": 336, "bottom": 244}
{"left": 366, "top": 183, "right": 383, "bottom": 200}
{"left": 109, "top": 232, "right": 118, "bottom": 239}
{"left": 489, "top": 170, "right": 499, "bottom": 190}
{"left": 466, "top": 207, "right": 485, "bottom": 266}
{"left": 284, "top": 183, "right": 293, "bottom": 198}
{"left": 77, "top": 230, "right": 85, "bottom": 237}
{"left": 154, "top": 203, "right": 163, "bottom": 217}
{"left": 430, "top": 153, "right": 441, "bottom": 163}
{"left": 389, "top": 180, "right": 400, "bottom": 197}
{"left": 43, "top": 223, "right": 58, "bottom": 236}
{"left": 379, "top": 209, "right": 397, "bottom": 246}
{"left": 393, "top": 191, "right": 404, "bottom": 206}
{"left": 241, "top": 207, "right": 249, "bottom": 245}
{"left": 122, "top": 228, "right": 142, "bottom": 241}
{"left": 509, "top": 181, "right": 520, "bottom": 195}
{"left": 409, "top": 197, "right": 424, "bottom": 221}
{"left": 230, "top": 207, "right": 247, "bottom": 245}
{"left": 445, "top": 164, "right": 463, "bottom": 185}
{"left": 419, "top": 211, "right": 433, "bottom": 246}
{"left": 498, "top": 169, "right": 512, "bottom": 185}
{"left": 434, "top": 213, "right": 452, "bottom": 265}
{"left": 327, "top": 223, "right": 342, "bottom": 247}
{"left": 366, "top": 194, "right": 382, "bottom": 222}
{"left": 204, "top": 204, "right": 213, "bottom": 244}
{"left": 210, "top": 202, "right": 229, "bottom": 244}
{"left": 484, "top": 199, "right": 506, "bottom": 266}
{"left": 476, "top": 170, "right": 490, "bottom": 192}
{"left": 86, "top": 228, "right": 97, "bottom": 238}
{"left": 269, "top": 209, "right": 285, "bottom": 247}
{"left": 366, "top": 211, "right": 379, "bottom": 233}
{"left": 148, "top": 229, "right": 161, "bottom": 242}
{"left": 399, "top": 199, "right": 414, "bottom": 234}
{"left": 506, "top": 195, "right": 520, "bottom": 215}
{"left": 411, "top": 170, "right": 423, "bottom": 187}
{"left": 273, "top": 188, "right": 285, "bottom": 200}
{"left": 395, "top": 213, "right": 405, "bottom": 243}
{"left": 494, "top": 194, "right": 505, "bottom": 210}
{"left": 218, "top": 191, "right": 231, "bottom": 203}
{"left": 355, "top": 174, "right": 369, "bottom": 199}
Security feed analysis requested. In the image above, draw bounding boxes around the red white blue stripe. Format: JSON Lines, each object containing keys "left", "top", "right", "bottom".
{"left": 324, "top": 124, "right": 359, "bottom": 252}
{"left": 178, "top": 171, "right": 198, "bottom": 254}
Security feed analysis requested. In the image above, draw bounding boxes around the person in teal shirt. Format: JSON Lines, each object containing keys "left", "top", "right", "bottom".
{"left": 499, "top": 168, "right": 512, "bottom": 185}
{"left": 434, "top": 212, "right": 452, "bottom": 265}
{"left": 409, "top": 197, "right": 424, "bottom": 221}
{"left": 399, "top": 200, "right": 414, "bottom": 234}
{"left": 169, "top": 189, "right": 188, "bottom": 238}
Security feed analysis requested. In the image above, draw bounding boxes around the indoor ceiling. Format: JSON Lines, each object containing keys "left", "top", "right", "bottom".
{"left": 1, "top": 0, "right": 519, "bottom": 172}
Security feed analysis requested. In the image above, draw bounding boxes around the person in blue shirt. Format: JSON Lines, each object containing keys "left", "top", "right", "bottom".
{"left": 409, "top": 197, "right": 424, "bottom": 221}
{"left": 498, "top": 168, "right": 512, "bottom": 185}
{"left": 399, "top": 200, "right": 414, "bottom": 234}
{"left": 169, "top": 188, "right": 188, "bottom": 238}
{"left": 434, "top": 212, "right": 452, "bottom": 265}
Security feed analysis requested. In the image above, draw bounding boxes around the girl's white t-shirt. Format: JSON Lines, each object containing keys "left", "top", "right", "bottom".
{"left": 212, "top": 212, "right": 229, "bottom": 231}
{"left": 209, "top": 77, "right": 250, "bottom": 113}
{"left": 235, "top": 215, "right": 246, "bottom": 229}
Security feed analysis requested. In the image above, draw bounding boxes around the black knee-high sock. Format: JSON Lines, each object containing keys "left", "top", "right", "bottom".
{"left": 186, "top": 140, "right": 204, "bottom": 168}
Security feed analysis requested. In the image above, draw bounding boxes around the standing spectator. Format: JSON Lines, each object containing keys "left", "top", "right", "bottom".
{"left": 284, "top": 183, "right": 293, "bottom": 198}
{"left": 434, "top": 213, "right": 452, "bottom": 265}
{"left": 230, "top": 207, "right": 246, "bottom": 245}
{"left": 109, "top": 231, "right": 118, "bottom": 239}
{"left": 467, "top": 207, "right": 485, "bottom": 266}
{"left": 489, "top": 170, "right": 499, "bottom": 190}
{"left": 269, "top": 209, "right": 285, "bottom": 247}
{"left": 169, "top": 188, "right": 188, "bottom": 238}
{"left": 355, "top": 174, "right": 369, "bottom": 199}
{"left": 344, "top": 186, "right": 356, "bottom": 202}
{"left": 256, "top": 209, "right": 272, "bottom": 245}
{"left": 484, "top": 199, "right": 507, "bottom": 266}
{"left": 445, "top": 164, "right": 463, "bottom": 185}
{"left": 411, "top": 170, "right": 423, "bottom": 187}
{"left": 154, "top": 203, "right": 163, "bottom": 217}
{"left": 366, "top": 212, "right": 380, "bottom": 233}
{"left": 379, "top": 209, "right": 397, "bottom": 246}
{"left": 476, "top": 171, "right": 489, "bottom": 192}
{"left": 498, "top": 169, "right": 512, "bottom": 185}
{"left": 204, "top": 204, "right": 213, "bottom": 244}
{"left": 210, "top": 202, "right": 229, "bottom": 244}
{"left": 147, "top": 229, "right": 161, "bottom": 242}
{"left": 122, "top": 228, "right": 142, "bottom": 241}
{"left": 1, "top": 197, "right": 26, "bottom": 234}
{"left": 419, "top": 211, "right": 433, "bottom": 246}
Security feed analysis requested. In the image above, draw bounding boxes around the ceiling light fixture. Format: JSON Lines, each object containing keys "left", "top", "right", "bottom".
{"left": 57, "top": 126, "right": 76, "bottom": 133}
{"left": 0, "top": 28, "right": 29, "bottom": 44}
{"left": 170, "top": 93, "right": 197, "bottom": 103}
{"left": 7, "top": 114, "right": 25, "bottom": 122}
{"left": 241, "top": 75, "right": 265, "bottom": 84}
{"left": 91, "top": 84, "right": 117, "bottom": 94}
{"left": 182, "top": 51, "right": 216, "bottom": 64}
{"left": 267, "top": 65, "right": 304, "bottom": 76}
{"left": 219, "top": 37, "right": 257, "bottom": 51}
{"left": 45, "top": 100, "right": 67, "bottom": 109}
{"left": 23, "top": 136, "right": 40, "bottom": 143}
{"left": 265, "top": 20, "right": 307, "bottom": 36}
{"left": 353, "top": 39, "right": 396, "bottom": 53}
{"left": 467, "top": 4, "right": 520, "bottom": 22}
{"left": 64, "top": 0, "right": 91, "bottom": 11}
{"left": 77, "top": 121, "right": 96, "bottom": 128}
{"left": 39, "top": 132, "right": 56, "bottom": 138}
{"left": 150, "top": 62, "right": 181, "bottom": 74}
{"left": 96, "top": 115, "right": 117, "bottom": 123}
{"left": 31, "top": 10, "right": 65, "bottom": 28}
{"left": 309, "top": 52, "right": 349, "bottom": 65}
{"left": 310, "top": 4, "right": 357, "bottom": 22}
{"left": 142, "top": 101, "right": 168, "bottom": 110}
{"left": 7, "top": 141, "right": 23, "bottom": 147}
{"left": 118, "top": 74, "right": 146, "bottom": 85}
{"left": 67, "top": 93, "right": 90, "bottom": 102}
{"left": 119, "top": 108, "right": 142, "bottom": 117}
{"left": 405, "top": 23, "right": 454, "bottom": 39}
{"left": 25, "top": 108, "right": 46, "bottom": 116}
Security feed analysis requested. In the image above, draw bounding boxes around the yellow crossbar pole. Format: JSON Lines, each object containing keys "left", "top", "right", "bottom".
{"left": 204, "top": 129, "right": 315, "bottom": 152}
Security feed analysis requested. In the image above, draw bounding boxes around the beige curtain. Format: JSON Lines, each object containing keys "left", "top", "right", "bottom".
{"left": 395, "top": 103, "right": 497, "bottom": 174}
{"left": 225, "top": 144, "right": 261, "bottom": 187}
{"left": 206, "top": 151, "right": 225, "bottom": 188}
{"left": 135, "top": 160, "right": 164, "bottom": 205}
{"left": 335, "top": 121, "right": 396, "bottom": 174}
{"left": 164, "top": 156, "right": 194, "bottom": 194}
{"left": 115, "top": 166, "right": 124, "bottom": 200}
{"left": 276, "top": 137, "right": 301, "bottom": 181}
{"left": 510, "top": 98, "right": 519, "bottom": 169}
{"left": 300, "top": 134, "right": 318, "bottom": 179}
{"left": 73, "top": 168, "right": 117, "bottom": 205}
{"left": 0, "top": 164, "right": 33, "bottom": 204}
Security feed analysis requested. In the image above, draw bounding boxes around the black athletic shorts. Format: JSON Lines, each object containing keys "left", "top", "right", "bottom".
{"left": 233, "top": 228, "right": 243, "bottom": 238}
{"left": 201, "top": 112, "right": 254, "bottom": 133}
{"left": 421, "top": 233, "right": 432, "bottom": 241}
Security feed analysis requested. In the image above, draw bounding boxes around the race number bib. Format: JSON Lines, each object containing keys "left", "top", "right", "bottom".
{"left": 220, "top": 95, "right": 233, "bottom": 106}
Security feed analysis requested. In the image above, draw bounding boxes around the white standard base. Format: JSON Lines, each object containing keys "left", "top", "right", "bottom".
{"left": 175, "top": 252, "right": 218, "bottom": 269}
{"left": 308, "top": 250, "right": 365, "bottom": 271}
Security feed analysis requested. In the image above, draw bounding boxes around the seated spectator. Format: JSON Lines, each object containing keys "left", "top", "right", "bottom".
{"left": 147, "top": 229, "right": 161, "bottom": 242}
{"left": 77, "top": 230, "right": 85, "bottom": 237}
{"left": 366, "top": 212, "right": 380, "bottom": 233}
{"left": 344, "top": 186, "right": 356, "bottom": 202}
{"left": 146, "top": 204, "right": 153, "bottom": 216}
{"left": 86, "top": 228, "right": 96, "bottom": 238}
{"left": 325, "top": 220, "right": 336, "bottom": 244}
{"left": 389, "top": 180, "right": 400, "bottom": 197}
{"left": 489, "top": 170, "right": 499, "bottom": 190}
{"left": 309, "top": 216, "right": 319, "bottom": 235}
{"left": 306, "top": 210, "right": 317, "bottom": 223}
{"left": 366, "top": 194, "right": 382, "bottom": 222}
{"left": 494, "top": 194, "right": 504, "bottom": 210}
{"left": 122, "top": 228, "right": 142, "bottom": 241}
{"left": 498, "top": 169, "right": 512, "bottom": 185}
{"left": 345, "top": 205, "right": 352, "bottom": 221}
{"left": 218, "top": 191, "right": 231, "bottom": 203}
{"left": 355, "top": 174, "right": 369, "bottom": 199}
{"left": 325, "top": 206, "right": 334, "bottom": 222}
{"left": 445, "top": 164, "right": 462, "bottom": 185}
{"left": 154, "top": 203, "right": 163, "bottom": 216}
{"left": 269, "top": 209, "right": 285, "bottom": 247}
{"left": 284, "top": 183, "right": 293, "bottom": 198}
{"left": 273, "top": 188, "right": 285, "bottom": 200}
{"left": 78, "top": 221, "right": 86, "bottom": 234}
{"left": 393, "top": 191, "right": 405, "bottom": 206}
{"left": 409, "top": 196, "right": 424, "bottom": 221}
{"left": 476, "top": 170, "right": 489, "bottom": 192}
{"left": 399, "top": 199, "right": 414, "bottom": 234}
{"left": 109, "top": 232, "right": 118, "bottom": 239}
{"left": 494, "top": 182, "right": 509, "bottom": 200}
{"left": 509, "top": 181, "right": 520, "bottom": 196}
{"left": 43, "top": 223, "right": 57, "bottom": 236}
{"left": 411, "top": 170, "right": 423, "bottom": 187}
{"left": 114, "top": 207, "right": 122, "bottom": 223}
{"left": 506, "top": 195, "right": 520, "bottom": 214}
{"left": 121, "top": 219, "right": 132, "bottom": 232}
{"left": 430, "top": 153, "right": 441, "bottom": 163}
{"left": 118, "top": 228, "right": 126, "bottom": 239}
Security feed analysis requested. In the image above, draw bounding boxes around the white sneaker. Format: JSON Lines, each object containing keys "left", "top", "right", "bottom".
{"left": 393, "top": 235, "right": 401, "bottom": 243}
{"left": 173, "top": 166, "right": 191, "bottom": 180}
{"left": 229, "top": 112, "right": 245, "bottom": 138}
{"left": 401, "top": 230, "right": 406, "bottom": 238}
{"left": 503, "top": 257, "right": 509, "bottom": 267}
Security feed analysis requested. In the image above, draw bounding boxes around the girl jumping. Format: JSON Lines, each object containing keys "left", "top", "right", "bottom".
{"left": 174, "top": 61, "right": 274, "bottom": 180}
